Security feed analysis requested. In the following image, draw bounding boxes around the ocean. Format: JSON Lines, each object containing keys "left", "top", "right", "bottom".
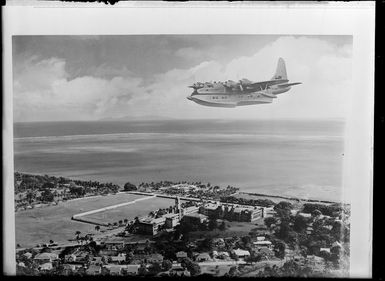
{"left": 13, "top": 119, "right": 345, "bottom": 202}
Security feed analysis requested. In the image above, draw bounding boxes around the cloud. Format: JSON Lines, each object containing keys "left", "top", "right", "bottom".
{"left": 13, "top": 36, "right": 352, "bottom": 122}
{"left": 13, "top": 57, "right": 144, "bottom": 121}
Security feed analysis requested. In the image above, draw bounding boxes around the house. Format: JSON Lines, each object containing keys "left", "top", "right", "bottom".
{"left": 103, "top": 240, "right": 125, "bottom": 251}
{"left": 195, "top": 252, "right": 211, "bottom": 262}
{"left": 110, "top": 253, "right": 126, "bottom": 263}
{"left": 39, "top": 262, "right": 53, "bottom": 271}
{"left": 125, "top": 264, "right": 140, "bottom": 275}
{"left": 147, "top": 253, "right": 164, "bottom": 263}
{"left": 63, "top": 264, "right": 82, "bottom": 271}
{"left": 298, "top": 212, "right": 312, "bottom": 218}
{"left": 109, "top": 266, "right": 123, "bottom": 276}
{"left": 64, "top": 254, "right": 77, "bottom": 263}
{"left": 253, "top": 240, "right": 273, "bottom": 250}
{"left": 211, "top": 238, "right": 225, "bottom": 248}
{"left": 74, "top": 251, "right": 90, "bottom": 263}
{"left": 256, "top": 236, "right": 265, "bottom": 241}
{"left": 217, "top": 251, "right": 230, "bottom": 259}
{"left": 254, "top": 247, "right": 274, "bottom": 259}
{"left": 34, "top": 252, "right": 59, "bottom": 264}
{"left": 91, "top": 256, "right": 103, "bottom": 265}
{"left": 320, "top": 248, "right": 331, "bottom": 253}
{"left": 332, "top": 241, "right": 342, "bottom": 249}
{"left": 86, "top": 265, "right": 102, "bottom": 275}
{"left": 232, "top": 249, "right": 250, "bottom": 259}
{"left": 176, "top": 251, "right": 188, "bottom": 262}
{"left": 306, "top": 255, "right": 324, "bottom": 266}
{"left": 169, "top": 265, "right": 191, "bottom": 277}
{"left": 186, "top": 241, "right": 198, "bottom": 250}
{"left": 23, "top": 252, "right": 33, "bottom": 259}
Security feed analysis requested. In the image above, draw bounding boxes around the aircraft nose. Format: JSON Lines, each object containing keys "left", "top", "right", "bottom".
{"left": 187, "top": 96, "right": 193, "bottom": 101}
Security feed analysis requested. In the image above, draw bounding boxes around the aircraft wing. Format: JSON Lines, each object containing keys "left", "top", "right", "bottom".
{"left": 276, "top": 82, "right": 302, "bottom": 88}
{"left": 248, "top": 79, "right": 289, "bottom": 90}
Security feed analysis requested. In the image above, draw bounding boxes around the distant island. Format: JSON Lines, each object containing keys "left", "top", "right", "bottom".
{"left": 99, "top": 115, "right": 177, "bottom": 121}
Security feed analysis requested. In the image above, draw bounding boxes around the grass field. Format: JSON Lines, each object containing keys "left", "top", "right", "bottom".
{"left": 82, "top": 197, "right": 175, "bottom": 224}
{"left": 15, "top": 193, "right": 171, "bottom": 248}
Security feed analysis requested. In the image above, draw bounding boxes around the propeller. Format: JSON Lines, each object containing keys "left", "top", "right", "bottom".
{"left": 239, "top": 80, "right": 244, "bottom": 91}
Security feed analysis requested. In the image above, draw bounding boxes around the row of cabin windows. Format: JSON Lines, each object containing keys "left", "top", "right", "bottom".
{"left": 211, "top": 95, "right": 258, "bottom": 100}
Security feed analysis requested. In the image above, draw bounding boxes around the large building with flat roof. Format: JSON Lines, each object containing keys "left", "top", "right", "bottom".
{"left": 136, "top": 217, "right": 166, "bottom": 236}
{"left": 199, "top": 202, "right": 263, "bottom": 222}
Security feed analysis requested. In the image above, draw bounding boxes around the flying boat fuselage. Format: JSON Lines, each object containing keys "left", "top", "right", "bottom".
{"left": 186, "top": 58, "right": 301, "bottom": 107}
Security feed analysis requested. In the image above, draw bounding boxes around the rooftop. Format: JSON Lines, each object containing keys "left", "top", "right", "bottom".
{"left": 233, "top": 249, "right": 250, "bottom": 256}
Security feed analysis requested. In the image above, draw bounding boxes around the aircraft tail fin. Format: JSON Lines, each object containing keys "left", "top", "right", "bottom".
{"left": 271, "top": 57, "right": 287, "bottom": 80}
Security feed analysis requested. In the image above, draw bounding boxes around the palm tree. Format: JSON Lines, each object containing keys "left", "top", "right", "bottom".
{"left": 26, "top": 190, "right": 35, "bottom": 204}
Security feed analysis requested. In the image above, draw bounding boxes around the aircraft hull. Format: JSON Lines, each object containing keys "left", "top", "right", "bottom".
{"left": 187, "top": 92, "right": 273, "bottom": 108}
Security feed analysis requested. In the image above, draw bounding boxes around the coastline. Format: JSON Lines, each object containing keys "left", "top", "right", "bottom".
{"left": 14, "top": 171, "right": 345, "bottom": 210}
{"left": 237, "top": 191, "right": 340, "bottom": 205}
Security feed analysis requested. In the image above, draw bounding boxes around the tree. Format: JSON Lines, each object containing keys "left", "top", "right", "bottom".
{"left": 181, "top": 258, "right": 201, "bottom": 276}
{"left": 277, "top": 220, "right": 291, "bottom": 240}
{"left": 311, "top": 209, "right": 322, "bottom": 217}
{"left": 245, "top": 253, "right": 263, "bottom": 263}
{"left": 208, "top": 217, "right": 218, "bottom": 231}
{"left": 148, "top": 262, "right": 162, "bottom": 275}
{"left": 219, "top": 221, "right": 226, "bottom": 231}
{"left": 138, "top": 263, "right": 147, "bottom": 276}
{"left": 228, "top": 266, "right": 238, "bottom": 276}
{"left": 188, "top": 262, "right": 201, "bottom": 276}
{"left": 241, "top": 235, "right": 252, "bottom": 246}
{"left": 162, "top": 259, "right": 172, "bottom": 271}
{"left": 274, "top": 241, "right": 286, "bottom": 259}
{"left": 264, "top": 217, "right": 277, "bottom": 228}
{"left": 26, "top": 190, "right": 36, "bottom": 204}
{"left": 41, "top": 188, "right": 54, "bottom": 202}
{"left": 69, "top": 185, "right": 85, "bottom": 197}
{"left": 75, "top": 231, "right": 81, "bottom": 239}
{"left": 42, "top": 182, "right": 55, "bottom": 190}
{"left": 124, "top": 182, "right": 137, "bottom": 191}
{"left": 95, "top": 225, "right": 100, "bottom": 232}
{"left": 293, "top": 215, "right": 308, "bottom": 233}
{"left": 274, "top": 201, "right": 293, "bottom": 211}
{"left": 274, "top": 201, "right": 293, "bottom": 218}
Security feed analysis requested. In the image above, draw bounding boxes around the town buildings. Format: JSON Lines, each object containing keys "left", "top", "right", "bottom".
{"left": 198, "top": 202, "right": 263, "bottom": 222}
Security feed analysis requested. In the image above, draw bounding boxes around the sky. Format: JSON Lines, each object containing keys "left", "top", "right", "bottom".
{"left": 12, "top": 35, "right": 352, "bottom": 122}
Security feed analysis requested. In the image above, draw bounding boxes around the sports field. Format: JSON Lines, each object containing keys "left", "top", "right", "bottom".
{"left": 15, "top": 193, "right": 173, "bottom": 248}
{"left": 82, "top": 196, "right": 175, "bottom": 225}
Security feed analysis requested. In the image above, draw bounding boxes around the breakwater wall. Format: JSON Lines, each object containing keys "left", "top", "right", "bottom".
{"left": 239, "top": 192, "right": 338, "bottom": 204}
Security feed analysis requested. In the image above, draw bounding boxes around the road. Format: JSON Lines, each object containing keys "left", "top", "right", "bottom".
{"left": 239, "top": 260, "right": 284, "bottom": 277}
